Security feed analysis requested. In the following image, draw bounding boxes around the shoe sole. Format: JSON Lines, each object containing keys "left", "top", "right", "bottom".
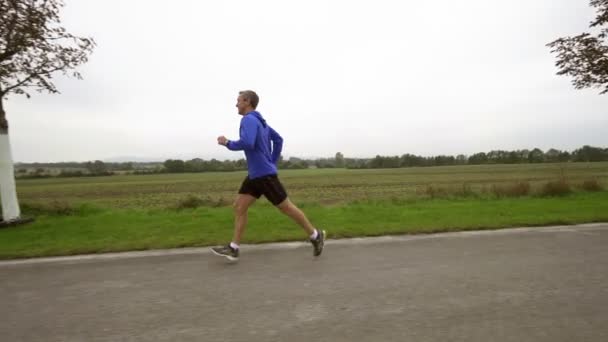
{"left": 210, "top": 248, "right": 239, "bottom": 262}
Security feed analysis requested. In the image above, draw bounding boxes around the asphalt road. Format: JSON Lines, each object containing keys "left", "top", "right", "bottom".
{"left": 1, "top": 224, "right": 607, "bottom": 342}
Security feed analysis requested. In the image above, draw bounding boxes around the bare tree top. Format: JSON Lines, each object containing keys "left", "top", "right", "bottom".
{"left": 0, "top": 0, "right": 95, "bottom": 99}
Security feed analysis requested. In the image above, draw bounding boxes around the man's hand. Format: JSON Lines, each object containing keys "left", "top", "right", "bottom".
{"left": 217, "top": 136, "right": 229, "bottom": 146}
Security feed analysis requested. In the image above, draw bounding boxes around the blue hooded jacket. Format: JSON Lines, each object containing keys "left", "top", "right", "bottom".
{"left": 226, "top": 111, "right": 283, "bottom": 179}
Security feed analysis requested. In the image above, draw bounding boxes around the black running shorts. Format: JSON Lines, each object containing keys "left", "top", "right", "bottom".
{"left": 238, "top": 174, "right": 288, "bottom": 206}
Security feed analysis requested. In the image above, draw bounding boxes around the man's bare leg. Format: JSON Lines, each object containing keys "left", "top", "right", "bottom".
{"left": 276, "top": 198, "right": 315, "bottom": 235}
{"left": 210, "top": 194, "right": 256, "bottom": 261}
{"left": 232, "top": 194, "right": 257, "bottom": 245}
{"left": 277, "top": 198, "right": 326, "bottom": 256}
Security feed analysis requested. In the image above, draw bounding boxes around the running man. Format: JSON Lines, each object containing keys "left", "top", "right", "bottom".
{"left": 211, "top": 90, "right": 326, "bottom": 261}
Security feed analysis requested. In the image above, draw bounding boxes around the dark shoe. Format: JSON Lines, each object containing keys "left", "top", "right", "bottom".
{"left": 310, "top": 230, "right": 326, "bottom": 257}
{"left": 211, "top": 245, "right": 239, "bottom": 261}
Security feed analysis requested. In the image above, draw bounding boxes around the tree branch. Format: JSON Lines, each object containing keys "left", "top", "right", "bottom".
{"left": 0, "top": 1, "right": 21, "bottom": 57}
{"left": 3, "top": 62, "right": 64, "bottom": 95}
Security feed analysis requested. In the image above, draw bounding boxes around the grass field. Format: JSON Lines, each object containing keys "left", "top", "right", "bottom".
{"left": 16, "top": 162, "right": 608, "bottom": 209}
{"left": 1, "top": 162, "right": 607, "bottom": 259}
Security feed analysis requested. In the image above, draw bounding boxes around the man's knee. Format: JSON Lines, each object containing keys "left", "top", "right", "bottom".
{"left": 233, "top": 201, "right": 243, "bottom": 215}
{"left": 277, "top": 199, "right": 295, "bottom": 214}
{"left": 234, "top": 198, "right": 253, "bottom": 215}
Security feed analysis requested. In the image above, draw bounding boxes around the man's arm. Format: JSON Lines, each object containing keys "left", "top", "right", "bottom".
{"left": 226, "top": 116, "right": 257, "bottom": 151}
{"left": 269, "top": 126, "right": 283, "bottom": 164}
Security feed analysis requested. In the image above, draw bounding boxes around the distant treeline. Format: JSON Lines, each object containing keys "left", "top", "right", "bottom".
{"left": 15, "top": 145, "right": 608, "bottom": 178}
{"left": 15, "top": 161, "right": 162, "bottom": 178}
{"left": 362, "top": 145, "right": 608, "bottom": 169}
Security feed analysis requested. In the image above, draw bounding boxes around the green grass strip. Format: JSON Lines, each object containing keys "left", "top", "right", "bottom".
{"left": 1, "top": 192, "right": 607, "bottom": 259}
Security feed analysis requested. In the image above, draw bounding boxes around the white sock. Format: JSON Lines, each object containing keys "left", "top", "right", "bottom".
{"left": 310, "top": 229, "right": 318, "bottom": 240}
{"left": 230, "top": 242, "right": 240, "bottom": 250}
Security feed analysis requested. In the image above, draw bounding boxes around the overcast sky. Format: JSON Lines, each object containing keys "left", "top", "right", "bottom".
{"left": 5, "top": 0, "right": 608, "bottom": 162}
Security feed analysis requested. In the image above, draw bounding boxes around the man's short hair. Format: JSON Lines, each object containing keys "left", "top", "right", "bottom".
{"left": 239, "top": 90, "right": 259, "bottom": 109}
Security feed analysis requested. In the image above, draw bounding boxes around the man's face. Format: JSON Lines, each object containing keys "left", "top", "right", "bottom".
{"left": 236, "top": 95, "right": 249, "bottom": 115}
